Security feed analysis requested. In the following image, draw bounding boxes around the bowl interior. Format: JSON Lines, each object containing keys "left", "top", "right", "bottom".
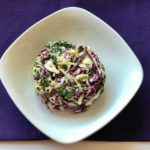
{"left": 0, "top": 7, "right": 143, "bottom": 143}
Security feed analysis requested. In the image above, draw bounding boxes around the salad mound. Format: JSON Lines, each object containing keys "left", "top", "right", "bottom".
{"left": 32, "top": 41, "right": 106, "bottom": 113}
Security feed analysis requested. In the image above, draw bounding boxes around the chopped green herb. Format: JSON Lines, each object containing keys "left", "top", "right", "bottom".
{"left": 41, "top": 77, "right": 51, "bottom": 87}
{"left": 32, "top": 67, "right": 40, "bottom": 78}
{"left": 60, "top": 41, "right": 75, "bottom": 49}
{"left": 43, "top": 93, "right": 51, "bottom": 99}
{"left": 35, "top": 84, "right": 44, "bottom": 93}
{"left": 101, "top": 64, "right": 105, "bottom": 71}
{"left": 33, "top": 71, "right": 40, "bottom": 78}
{"left": 58, "top": 86, "right": 77, "bottom": 98}
{"left": 100, "top": 78, "right": 105, "bottom": 87}
{"left": 51, "top": 55, "right": 57, "bottom": 65}
{"left": 46, "top": 40, "right": 75, "bottom": 52}
{"left": 51, "top": 45, "right": 62, "bottom": 54}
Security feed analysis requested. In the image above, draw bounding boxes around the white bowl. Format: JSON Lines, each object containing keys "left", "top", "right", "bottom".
{"left": 0, "top": 7, "right": 143, "bottom": 144}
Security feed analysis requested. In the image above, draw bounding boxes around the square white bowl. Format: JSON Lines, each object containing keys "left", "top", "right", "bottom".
{"left": 0, "top": 7, "right": 143, "bottom": 144}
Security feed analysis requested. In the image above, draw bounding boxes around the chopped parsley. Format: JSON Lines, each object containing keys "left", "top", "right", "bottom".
{"left": 40, "top": 76, "right": 51, "bottom": 87}
{"left": 58, "top": 85, "right": 77, "bottom": 99}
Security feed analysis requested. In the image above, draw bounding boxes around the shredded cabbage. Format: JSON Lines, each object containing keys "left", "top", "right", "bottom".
{"left": 32, "top": 40, "right": 106, "bottom": 113}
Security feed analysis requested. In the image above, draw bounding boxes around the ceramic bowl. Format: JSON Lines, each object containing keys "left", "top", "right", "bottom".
{"left": 0, "top": 7, "right": 143, "bottom": 144}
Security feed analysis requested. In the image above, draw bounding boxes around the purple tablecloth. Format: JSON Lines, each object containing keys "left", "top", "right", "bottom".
{"left": 0, "top": 0, "right": 150, "bottom": 141}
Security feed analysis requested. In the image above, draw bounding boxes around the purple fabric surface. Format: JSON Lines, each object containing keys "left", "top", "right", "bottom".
{"left": 0, "top": 0, "right": 150, "bottom": 141}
